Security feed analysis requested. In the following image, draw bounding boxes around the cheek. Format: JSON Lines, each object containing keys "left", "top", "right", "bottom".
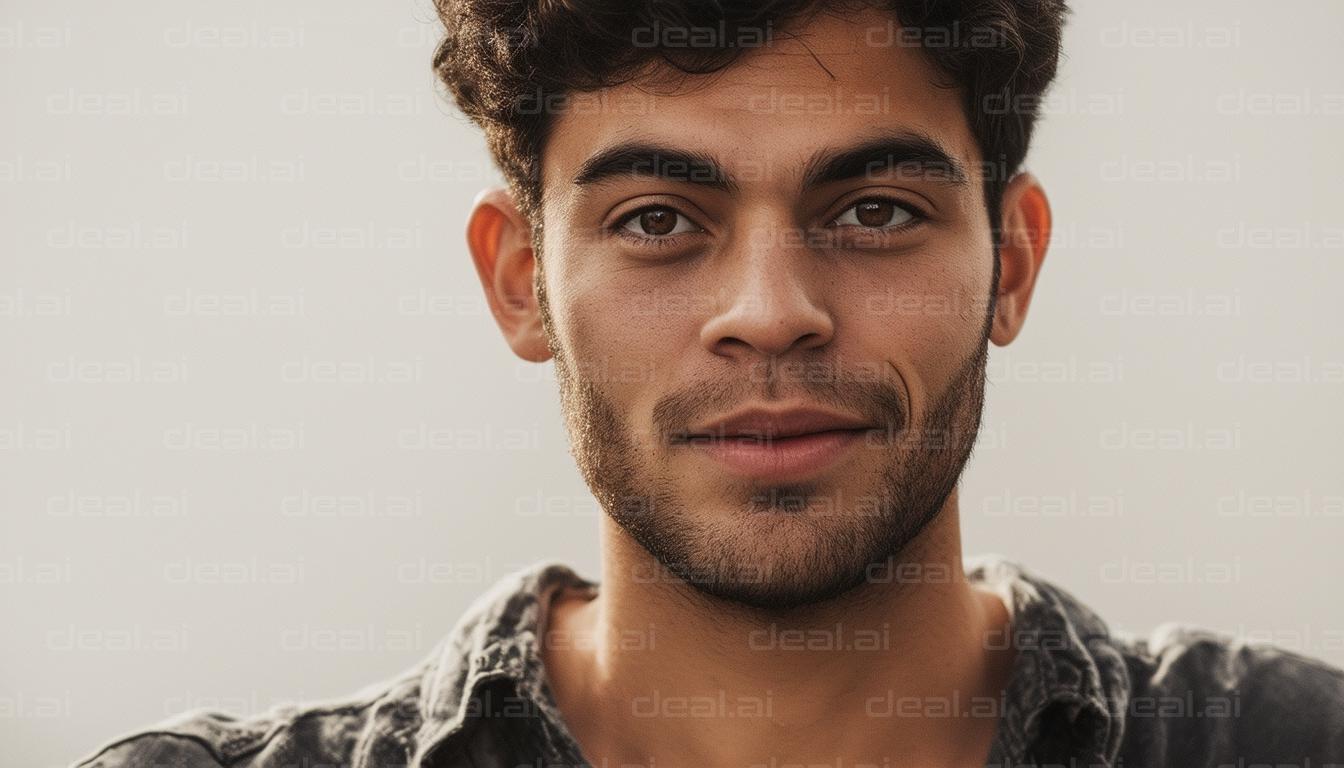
{"left": 837, "top": 243, "right": 992, "bottom": 391}
{"left": 845, "top": 241, "right": 989, "bottom": 323}
{"left": 544, "top": 250, "right": 686, "bottom": 396}
{"left": 540, "top": 227, "right": 598, "bottom": 348}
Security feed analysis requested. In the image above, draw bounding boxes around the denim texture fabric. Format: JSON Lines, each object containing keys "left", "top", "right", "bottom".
{"left": 75, "top": 555, "right": 1344, "bottom": 767}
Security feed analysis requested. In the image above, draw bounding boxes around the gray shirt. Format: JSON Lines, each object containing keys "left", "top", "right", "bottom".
{"left": 74, "top": 556, "right": 1344, "bottom": 767}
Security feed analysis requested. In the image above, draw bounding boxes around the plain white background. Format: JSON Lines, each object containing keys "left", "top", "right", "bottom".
{"left": 2, "top": 1, "right": 1341, "bottom": 764}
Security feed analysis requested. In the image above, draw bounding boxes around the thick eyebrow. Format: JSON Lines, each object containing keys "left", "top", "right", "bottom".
{"left": 573, "top": 143, "right": 735, "bottom": 193}
{"left": 802, "top": 133, "right": 969, "bottom": 189}
{"left": 570, "top": 133, "right": 966, "bottom": 195}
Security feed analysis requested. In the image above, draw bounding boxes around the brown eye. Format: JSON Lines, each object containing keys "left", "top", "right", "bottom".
{"left": 832, "top": 199, "right": 916, "bottom": 229}
{"left": 639, "top": 208, "right": 676, "bottom": 235}
{"left": 619, "top": 206, "right": 699, "bottom": 237}
{"left": 855, "top": 200, "right": 895, "bottom": 227}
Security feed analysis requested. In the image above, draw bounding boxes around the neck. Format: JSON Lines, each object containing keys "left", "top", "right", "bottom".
{"left": 542, "top": 490, "right": 1015, "bottom": 768}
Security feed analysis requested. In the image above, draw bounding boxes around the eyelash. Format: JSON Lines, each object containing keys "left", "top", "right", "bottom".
{"left": 608, "top": 196, "right": 927, "bottom": 246}
{"left": 829, "top": 197, "right": 926, "bottom": 231}
{"left": 610, "top": 206, "right": 702, "bottom": 246}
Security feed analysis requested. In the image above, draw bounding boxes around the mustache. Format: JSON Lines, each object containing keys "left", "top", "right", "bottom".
{"left": 650, "top": 357, "right": 909, "bottom": 443}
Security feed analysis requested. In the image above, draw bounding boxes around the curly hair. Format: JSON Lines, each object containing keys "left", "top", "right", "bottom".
{"left": 432, "top": 0, "right": 1067, "bottom": 233}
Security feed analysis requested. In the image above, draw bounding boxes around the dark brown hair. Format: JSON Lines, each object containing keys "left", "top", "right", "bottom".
{"left": 432, "top": 0, "right": 1067, "bottom": 234}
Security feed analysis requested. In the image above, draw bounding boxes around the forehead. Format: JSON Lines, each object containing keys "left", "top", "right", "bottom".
{"left": 542, "top": 8, "right": 978, "bottom": 193}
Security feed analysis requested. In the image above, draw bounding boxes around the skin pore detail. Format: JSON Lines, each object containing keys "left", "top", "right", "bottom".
{"left": 465, "top": 7, "right": 1050, "bottom": 767}
{"left": 555, "top": 322, "right": 991, "bottom": 610}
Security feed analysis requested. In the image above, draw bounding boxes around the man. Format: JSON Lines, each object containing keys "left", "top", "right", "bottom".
{"left": 77, "top": 1, "right": 1344, "bottom": 767}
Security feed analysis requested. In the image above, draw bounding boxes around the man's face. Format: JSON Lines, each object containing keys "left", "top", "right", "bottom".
{"left": 536, "top": 9, "right": 998, "bottom": 610}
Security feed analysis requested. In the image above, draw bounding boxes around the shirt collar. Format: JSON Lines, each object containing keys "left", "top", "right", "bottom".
{"left": 409, "top": 555, "right": 1130, "bottom": 767}
{"left": 410, "top": 562, "right": 594, "bottom": 767}
{"left": 968, "top": 555, "right": 1130, "bottom": 766}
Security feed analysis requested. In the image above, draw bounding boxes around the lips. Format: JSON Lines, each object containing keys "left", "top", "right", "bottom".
{"left": 677, "top": 406, "right": 874, "bottom": 442}
{"left": 671, "top": 406, "right": 875, "bottom": 483}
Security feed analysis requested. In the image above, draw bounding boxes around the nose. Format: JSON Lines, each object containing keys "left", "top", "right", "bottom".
{"left": 699, "top": 226, "right": 835, "bottom": 360}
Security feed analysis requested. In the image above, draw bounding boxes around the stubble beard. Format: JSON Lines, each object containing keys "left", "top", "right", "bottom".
{"left": 551, "top": 329, "right": 990, "bottom": 612}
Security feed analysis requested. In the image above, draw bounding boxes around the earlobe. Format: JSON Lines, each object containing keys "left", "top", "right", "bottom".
{"left": 989, "top": 173, "right": 1051, "bottom": 347}
{"left": 466, "top": 188, "right": 553, "bottom": 363}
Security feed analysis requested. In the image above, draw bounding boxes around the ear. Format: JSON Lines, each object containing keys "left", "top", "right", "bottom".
{"left": 466, "top": 188, "right": 552, "bottom": 363}
{"left": 990, "top": 173, "right": 1051, "bottom": 347}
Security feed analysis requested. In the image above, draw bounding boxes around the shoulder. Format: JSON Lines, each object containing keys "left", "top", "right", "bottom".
{"left": 1115, "top": 622, "right": 1344, "bottom": 764}
{"left": 73, "top": 676, "right": 423, "bottom": 767}
{"left": 72, "top": 708, "right": 268, "bottom": 767}
{"left": 73, "top": 726, "right": 229, "bottom": 768}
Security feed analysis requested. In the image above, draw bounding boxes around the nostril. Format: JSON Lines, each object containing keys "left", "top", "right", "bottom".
{"left": 698, "top": 288, "right": 835, "bottom": 360}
